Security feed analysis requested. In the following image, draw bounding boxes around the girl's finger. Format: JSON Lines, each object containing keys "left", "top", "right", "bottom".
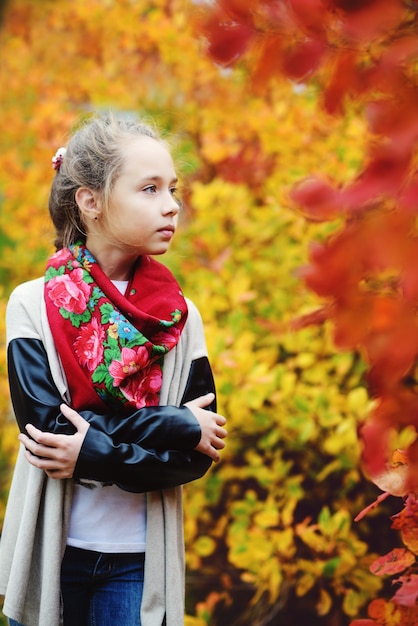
{"left": 23, "top": 425, "right": 60, "bottom": 447}
{"left": 60, "top": 404, "right": 90, "bottom": 433}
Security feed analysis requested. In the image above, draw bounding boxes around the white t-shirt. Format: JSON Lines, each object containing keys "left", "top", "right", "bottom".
{"left": 66, "top": 280, "right": 146, "bottom": 553}
{"left": 67, "top": 480, "right": 146, "bottom": 553}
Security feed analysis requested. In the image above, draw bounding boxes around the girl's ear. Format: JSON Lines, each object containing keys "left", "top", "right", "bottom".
{"left": 75, "top": 187, "right": 102, "bottom": 221}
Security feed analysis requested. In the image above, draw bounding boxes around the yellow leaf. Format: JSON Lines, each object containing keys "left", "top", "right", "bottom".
{"left": 296, "top": 572, "right": 317, "bottom": 597}
{"left": 184, "top": 617, "right": 207, "bottom": 626}
{"left": 268, "top": 563, "right": 283, "bottom": 602}
{"left": 254, "top": 508, "right": 279, "bottom": 529}
{"left": 317, "top": 588, "right": 332, "bottom": 616}
{"left": 194, "top": 535, "right": 216, "bottom": 558}
{"left": 343, "top": 589, "right": 371, "bottom": 617}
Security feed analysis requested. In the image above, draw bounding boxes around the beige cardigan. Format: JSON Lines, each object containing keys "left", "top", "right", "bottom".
{"left": 0, "top": 277, "right": 209, "bottom": 626}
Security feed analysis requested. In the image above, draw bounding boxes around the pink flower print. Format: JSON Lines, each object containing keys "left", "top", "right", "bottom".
{"left": 109, "top": 346, "right": 162, "bottom": 408}
{"left": 109, "top": 346, "right": 149, "bottom": 386}
{"left": 74, "top": 318, "right": 105, "bottom": 371}
{"left": 47, "top": 269, "right": 91, "bottom": 314}
{"left": 50, "top": 249, "right": 70, "bottom": 265}
{"left": 121, "top": 362, "right": 162, "bottom": 408}
{"left": 152, "top": 327, "right": 180, "bottom": 351}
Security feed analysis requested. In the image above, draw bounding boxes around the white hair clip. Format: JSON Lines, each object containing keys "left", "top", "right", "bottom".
{"left": 52, "top": 147, "right": 67, "bottom": 171}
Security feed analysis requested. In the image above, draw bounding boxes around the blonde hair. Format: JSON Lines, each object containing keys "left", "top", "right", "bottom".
{"left": 49, "top": 113, "right": 162, "bottom": 250}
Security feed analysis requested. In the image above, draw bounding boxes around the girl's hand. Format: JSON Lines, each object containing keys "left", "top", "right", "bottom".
{"left": 18, "top": 403, "right": 90, "bottom": 479}
{"left": 185, "top": 393, "right": 227, "bottom": 462}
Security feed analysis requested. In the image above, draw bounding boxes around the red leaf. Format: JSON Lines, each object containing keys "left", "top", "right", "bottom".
{"left": 323, "top": 49, "right": 361, "bottom": 115}
{"left": 373, "top": 392, "right": 418, "bottom": 435}
{"left": 298, "top": 223, "right": 365, "bottom": 301}
{"left": 282, "top": 37, "right": 327, "bottom": 81}
{"left": 384, "top": 35, "right": 418, "bottom": 66}
{"left": 399, "top": 524, "right": 418, "bottom": 555}
{"left": 363, "top": 301, "right": 418, "bottom": 387}
{"left": 341, "top": 147, "right": 411, "bottom": 210}
{"left": 288, "top": 0, "right": 328, "bottom": 37}
{"left": 399, "top": 176, "right": 418, "bottom": 215}
{"left": 203, "top": 9, "right": 254, "bottom": 65}
{"left": 368, "top": 598, "right": 399, "bottom": 622}
{"left": 391, "top": 494, "right": 418, "bottom": 532}
{"left": 251, "top": 34, "right": 284, "bottom": 88}
{"left": 404, "top": 441, "right": 418, "bottom": 494}
{"left": 289, "top": 175, "right": 342, "bottom": 221}
{"left": 370, "top": 548, "right": 415, "bottom": 577}
{"left": 360, "top": 419, "right": 392, "bottom": 477}
{"left": 332, "top": 294, "right": 372, "bottom": 348}
{"left": 359, "top": 211, "right": 411, "bottom": 272}
{"left": 217, "top": 0, "right": 254, "bottom": 24}
{"left": 362, "top": 399, "right": 418, "bottom": 490}
{"left": 400, "top": 240, "right": 418, "bottom": 305}
{"left": 393, "top": 574, "right": 418, "bottom": 607}
{"left": 366, "top": 93, "right": 418, "bottom": 154}
{"left": 334, "top": 0, "right": 405, "bottom": 41}
{"left": 365, "top": 37, "right": 418, "bottom": 95}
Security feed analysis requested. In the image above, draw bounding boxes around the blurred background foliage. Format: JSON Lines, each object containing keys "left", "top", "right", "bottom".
{"left": 0, "top": 1, "right": 400, "bottom": 624}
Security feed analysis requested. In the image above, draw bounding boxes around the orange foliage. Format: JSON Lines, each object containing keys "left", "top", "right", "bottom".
{"left": 198, "top": 0, "right": 418, "bottom": 487}
{"left": 198, "top": 0, "right": 418, "bottom": 623}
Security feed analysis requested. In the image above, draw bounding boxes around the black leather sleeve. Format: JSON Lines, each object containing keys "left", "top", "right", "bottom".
{"left": 7, "top": 337, "right": 214, "bottom": 492}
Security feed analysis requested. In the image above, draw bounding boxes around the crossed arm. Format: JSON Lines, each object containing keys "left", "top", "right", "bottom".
{"left": 8, "top": 337, "right": 227, "bottom": 492}
{"left": 19, "top": 393, "right": 227, "bottom": 480}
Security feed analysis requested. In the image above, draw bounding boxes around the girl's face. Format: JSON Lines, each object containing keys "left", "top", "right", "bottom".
{"left": 95, "top": 135, "right": 180, "bottom": 257}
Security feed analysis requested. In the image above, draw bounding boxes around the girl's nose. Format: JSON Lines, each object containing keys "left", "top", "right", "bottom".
{"left": 164, "top": 192, "right": 180, "bottom": 215}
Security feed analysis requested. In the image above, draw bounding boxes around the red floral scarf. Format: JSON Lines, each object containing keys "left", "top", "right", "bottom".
{"left": 44, "top": 243, "right": 188, "bottom": 413}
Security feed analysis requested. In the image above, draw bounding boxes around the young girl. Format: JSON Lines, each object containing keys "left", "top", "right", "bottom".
{"left": 0, "top": 114, "right": 227, "bottom": 626}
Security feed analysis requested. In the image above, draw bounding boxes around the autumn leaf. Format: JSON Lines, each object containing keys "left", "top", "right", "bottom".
{"left": 359, "top": 419, "right": 393, "bottom": 483}
{"left": 367, "top": 598, "right": 400, "bottom": 623}
{"left": 392, "top": 574, "right": 418, "bottom": 607}
{"left": 282, "top": 37, "right": 327, "bottom": 81}
{"left": 335, "top": 0, "right": 405, "bottom": 41}
{"left": 323, "top": 49, "right": 360, "bottom": 115}
{"left": 317, "top": 587, "right": 332, "bottom": 616}
{"left": 200, "top": 6, "right": 254, "bottom": 66}
{"left": 287, "top": 0, "right": 328, "bottom": 38}
{"left": 369, "top": 452, "right": 409, "bottom": 498}
{"left": 369, "top": 548, "right": 415, "bottom": 577}
{"left": 368, "top": 598, "right": 418, "bottom": 626}
{"left": 391, "top": 494, "right": 418, "bottom": 554}
{"left": 217, "top": 0, "right": 254, "bottom": 23}
{"left": 340, "top": 147, "right": 412, "bottom": 210}
{"left": 289, "top": 175, "right": 342, "bottom": 222}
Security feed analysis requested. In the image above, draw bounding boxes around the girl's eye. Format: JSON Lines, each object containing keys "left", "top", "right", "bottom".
{"left": 143, "top": 185, "right": 157, "bottom": 194}
{"left": 170, "top": 187, "right": 178, "bottom": 197}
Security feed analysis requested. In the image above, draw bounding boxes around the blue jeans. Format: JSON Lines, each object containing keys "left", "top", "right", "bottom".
{"left": 61, "top": 546, "right": 145, "bottom": 625}
{"left": 9, "top": 546, "right": 145, "bottom": 626}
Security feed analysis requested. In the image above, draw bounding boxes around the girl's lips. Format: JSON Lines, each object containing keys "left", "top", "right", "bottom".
{"left": 158, "top": 226, "right": 175, "bottom": 238}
